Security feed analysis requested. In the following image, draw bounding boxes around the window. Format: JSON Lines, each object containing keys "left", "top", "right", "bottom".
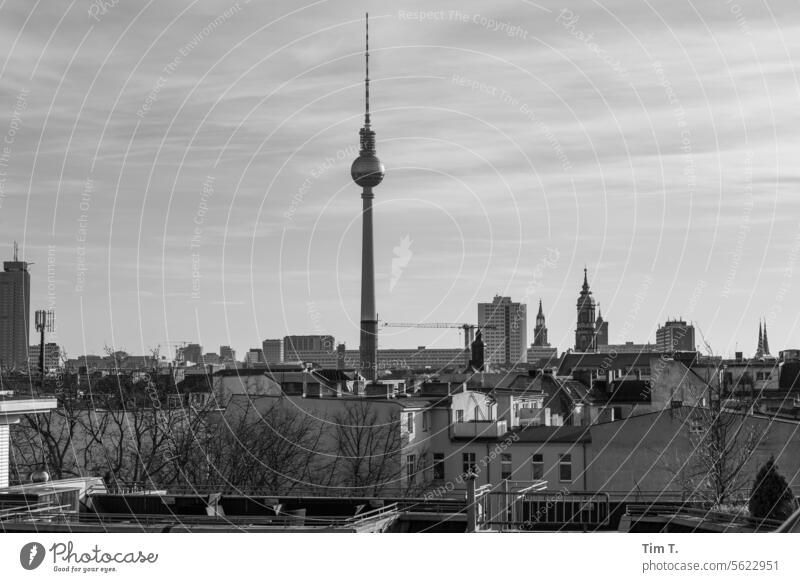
{"left": 532, "top": 454, "right": 543, "bottom": 479}
{"left": 558, "top": 453, "right": 572, "bottom": 482}
{"left": 455, "top": 409, "right": 464, "bottom": 423}
{"left": 462, "top": 452, "right": 477, "bottom": 476}
{"left": 423, "top": 411, "right": 430, "bottom": 432}
{"left": 474, "top": 405, "right": 481, "bottom": 420}
{"left": 433, "top": 453, "right": 445, "bottom": 480}
{"left": 406, "top": 412, "right": 414, "bottom": 434}
{"left": 406, "top": 454, "right": 417, "bottom": 483}
{"left": 501, "top": 453, "right": 512, "bottom": 480}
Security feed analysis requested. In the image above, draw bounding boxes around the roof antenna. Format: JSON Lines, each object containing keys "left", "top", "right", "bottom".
{"left": 13, "top": 240, "right": 18, "bottom": 261}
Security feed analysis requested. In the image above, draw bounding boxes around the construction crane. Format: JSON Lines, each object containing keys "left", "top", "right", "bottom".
{"left": 382, "top": 322, "right": 496, "bottom": 367}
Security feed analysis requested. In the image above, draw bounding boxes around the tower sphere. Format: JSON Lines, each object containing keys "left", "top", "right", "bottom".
{"left": 351, "top": 153, "right": 385, "bottom": 188}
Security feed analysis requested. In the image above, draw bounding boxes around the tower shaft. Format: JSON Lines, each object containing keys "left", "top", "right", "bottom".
{"left": 359, "top": 188, "right": 377, "bottom": 380}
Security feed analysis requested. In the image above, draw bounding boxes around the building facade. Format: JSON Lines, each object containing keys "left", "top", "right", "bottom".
{"left": 262, "top": 339, "right": 283, "bottom": 363}
{"left": 27, "top": 342, "right": 61, "bottom": 372}
{"left": 219, "top": 345, "right": 236, "bottom": 362}
{"left": 655, "top": 319, "right": 696, "bottom": 352}
{"left": 0, "top": 251, "right": 30, "bottom": 370}
{"left": 244, "top": 349, "right": 266, "bottom": 366}
{"left": 177, "top": 343, "right": 203, "bottom": 365}
{"left": 283, "top": 335, "right": 335, "bottom": 361}
{"left": 478, "top": 295, "right": 527, "bottom": 367}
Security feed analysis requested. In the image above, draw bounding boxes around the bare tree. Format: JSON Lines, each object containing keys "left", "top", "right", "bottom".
{"left": 171, "top": 394, "right": 328, "bottom": 494}
{"left": 329, "top": 400, "right": 405, "bottom": 496}
{"left": 679, "top": 339, "right": 759, "bottom": 507}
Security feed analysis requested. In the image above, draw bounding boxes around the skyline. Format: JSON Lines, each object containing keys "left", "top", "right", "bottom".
{"left": 1, "top": 0, "right": 799, "bottom": 358}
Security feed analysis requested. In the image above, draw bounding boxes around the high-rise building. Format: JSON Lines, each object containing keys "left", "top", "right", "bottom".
{"left": 244, "top": 349, "right": 265, "bottom": 366}
{"left": 220, "top": 345, "right": 236, "bottom": 362}
{"left": 656, "top": 319, "right": 696, "bottom": 353}
{"left": 180, "top": 343, "right": 203, "bottom": 365}
{"left": 575, "top": 268, "right": 597, "bottom": 352}
{"left": 262, "top": 339, "right": 283, "bottom": 363}
{"left": 478, "top": 295, "right": 527, "bottom": 367}
{"left": 0, "top": 244, "right": 30, "bottom": 370}
{"left": 350, "top": 14, "right": 384, "bottom": 382}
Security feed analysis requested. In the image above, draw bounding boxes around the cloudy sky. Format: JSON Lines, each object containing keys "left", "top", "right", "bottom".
{"left": 1, "top": 0, "right": 799, "bottom": 359}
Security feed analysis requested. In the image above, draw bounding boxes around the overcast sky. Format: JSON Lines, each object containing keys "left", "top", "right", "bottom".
{"left": 1, "top": 0, "right": 799, "bottom": 359}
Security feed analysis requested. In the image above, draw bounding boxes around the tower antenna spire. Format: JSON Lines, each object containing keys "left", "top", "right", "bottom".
{"left": 365, "top": 12, "right": 370, "bottom": 128}
{"left": 13, "top": 240, "right": 18, "bottom": 261}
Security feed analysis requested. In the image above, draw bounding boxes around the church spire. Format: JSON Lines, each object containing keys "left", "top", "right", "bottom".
{"left": 582, "top": 267, "right": 589, "bottom": 293}
{"left": 763, "top": 318, "right": 771, "bottom": 356}
{"left": 756, "top": 320, "right": 764, "bottom": 358}
{"left": 533, "top": 299, "right": 548, "bottom": 347}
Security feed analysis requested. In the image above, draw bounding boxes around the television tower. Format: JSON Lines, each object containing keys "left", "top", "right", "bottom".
{"left": 351, "top": 13, "right": 384, "bottom": 382}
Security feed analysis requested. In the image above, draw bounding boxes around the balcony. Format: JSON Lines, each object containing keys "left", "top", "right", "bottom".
{"left": 452, "top": 419, "right": 508, "bottom": 438}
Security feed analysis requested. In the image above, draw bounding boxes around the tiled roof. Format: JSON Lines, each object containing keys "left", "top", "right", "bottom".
{"left": 557, "top": 351, "right": 658, "bottom": 375}
{"left": 511, "top": 424, "right": 592, "bottom": 443}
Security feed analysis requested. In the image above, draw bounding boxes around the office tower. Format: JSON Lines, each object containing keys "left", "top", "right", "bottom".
{"left": 0, "top": 244, "right": 30, "bottom": 370}
{"left": 220, "top": 345, "right": 236, "bottom": 361}
{"left": 656, "top": 319, "right": 696, "bottom": 353}
{"left": 478, "top": 295, "right": 527, "bottom": 367}
{"left": 262, "top": 338, "right": 283, "bottom": 363}
{"left": 181, "top": 343, "right": 203, "bottom": 365}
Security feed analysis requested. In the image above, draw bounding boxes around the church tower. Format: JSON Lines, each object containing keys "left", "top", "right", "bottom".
{"left": 757, "top": 318, "right": 771, "bottom": 357}
{"left": 533, "top": 299, "right": 549, "bottom": 346}
{"left": 595, "top": 308, "right": 609, "bottom": 347}
{"left": 575, "top": 268, "right": 597, "bottom": 352}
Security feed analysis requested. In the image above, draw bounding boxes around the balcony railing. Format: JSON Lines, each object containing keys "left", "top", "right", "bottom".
{"left": 452, "top": 419, "right": 508, "bottom": 438}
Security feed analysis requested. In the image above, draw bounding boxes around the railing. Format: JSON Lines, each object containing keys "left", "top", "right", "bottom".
{"left": 0, "top": 511, "right": 356, "bottom": 529}
{"left": 626, "top": 504, "right": 785, "bottom": 532}
{"left": 472, "top": 483, "right": 610, "bottom": 531}
{"left": 96, "top": 482, "right": 456, "bottom": 499}
{"left": 2, "top": 499, "right": 466, "bottom": 531}
{"left": 0, "top": 503, "right": 73, "bottom": 520}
